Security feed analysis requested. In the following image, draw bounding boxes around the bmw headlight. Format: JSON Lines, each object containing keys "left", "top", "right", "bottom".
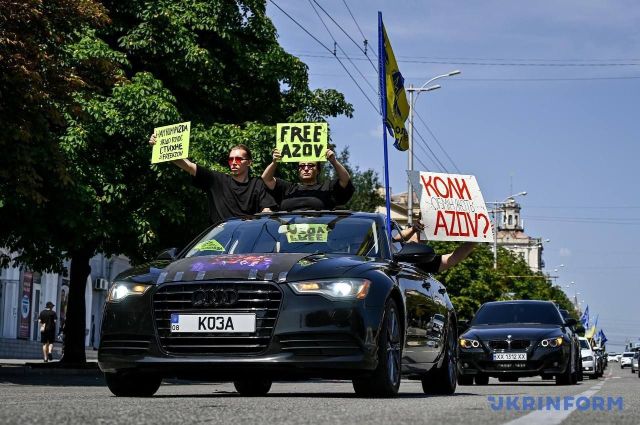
{"left": 288, "top": 279, "right": 371, "bottom": 300}
{"left": 107, "top": 282, "right": 152, "bottom": 302}
{"left": 540, "top": 336, "right": 564, "bottom": 348}
{"left": 459, "top": 338, "right": 480, "bottom": 349}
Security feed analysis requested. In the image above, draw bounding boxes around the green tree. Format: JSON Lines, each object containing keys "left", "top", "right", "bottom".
{"left": 0, "top": 0, "right": 353, "bottom": 363}
{"left": 428, "top": 242, "right": 576, "bottom": 321}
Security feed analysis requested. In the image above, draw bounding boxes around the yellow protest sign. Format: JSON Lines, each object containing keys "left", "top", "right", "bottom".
{"left": 151, "top": 121, "right": 191, "bottom": 164}
{"left": 276, "top": 123, "right": 327, "bottom": 162}
{"left": 284, "top": 224, "right": 329, "bottom": 243}
{"left": 194, "top": 239, "right": 225, "bottom": 252}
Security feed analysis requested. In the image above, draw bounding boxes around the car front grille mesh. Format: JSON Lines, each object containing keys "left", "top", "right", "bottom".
{"left": 488, "top": 339, "right": 531, "bottom": 350}
{"left": 153, "top": 281, "right": 282, "bottom": 355}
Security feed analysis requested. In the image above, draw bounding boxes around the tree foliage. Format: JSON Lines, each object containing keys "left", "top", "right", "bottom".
{"left": 0, "top": 0, "right": 354, "bottom": 362}
{"left": 428, "top": 242, "right": 577, "bottom": 321}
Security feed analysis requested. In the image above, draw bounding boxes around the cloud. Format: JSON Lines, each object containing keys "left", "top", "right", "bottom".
{"left": 559, "top": 248, "right": 572, "bottom": 257}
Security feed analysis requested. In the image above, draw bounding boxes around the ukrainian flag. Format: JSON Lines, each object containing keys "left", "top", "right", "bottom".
{"left": 380, "top": 21, "right": 409, "bottom": 151}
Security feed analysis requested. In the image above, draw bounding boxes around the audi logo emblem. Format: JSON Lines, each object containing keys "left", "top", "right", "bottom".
{"left": 191, "top": 288, "right": 239, "bottom": 307}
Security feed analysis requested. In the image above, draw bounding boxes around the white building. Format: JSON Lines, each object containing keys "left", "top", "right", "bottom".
{"left": 0, "top": 250, "right": 130, "bottom": 352}
{"left": 496, "top": 198, "right": 544, "bottom": 272}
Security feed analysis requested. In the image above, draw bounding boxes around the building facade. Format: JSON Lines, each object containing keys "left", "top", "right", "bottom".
{"left": 495, "top": 198, "right": 544, "bottom": 272}
{"left": 0, "top": 250, "right": 130, "bottom": 350}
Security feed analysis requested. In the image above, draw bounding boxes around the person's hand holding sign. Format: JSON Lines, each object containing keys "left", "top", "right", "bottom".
{"left": 272, "top": 149, "right": 282, "bottom": 163}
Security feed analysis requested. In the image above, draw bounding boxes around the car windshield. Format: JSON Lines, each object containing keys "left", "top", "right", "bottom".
{"left": 184, "top": 215, "right": 383, "bottom": 258}
{"left": 580, "top": 340, "right": 591, "bottom": 349}
{"left": 471, "top": 303, "right": 564, "bottom": 326}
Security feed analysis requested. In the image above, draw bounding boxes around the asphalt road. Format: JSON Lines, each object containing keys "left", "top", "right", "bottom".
{"left": 0, "top": 365, "right": 637, "bottom": 425}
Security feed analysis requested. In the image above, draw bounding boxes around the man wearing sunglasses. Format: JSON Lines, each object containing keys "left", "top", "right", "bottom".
{"left": 261, "top": 148, "right": 354, "bottom": 211}
{"left": 149, "top": 135, "right": 275, "bottom": 224}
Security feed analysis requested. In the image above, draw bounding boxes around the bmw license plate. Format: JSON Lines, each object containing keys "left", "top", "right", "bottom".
{"left": 170, "top": 313, "right": 256, "bottom": 333}
{"left": 493, "top": 352, "right": 527, "bottom": 361}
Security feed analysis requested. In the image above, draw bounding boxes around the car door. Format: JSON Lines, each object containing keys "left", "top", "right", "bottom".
{"left": 425, "top": 277, "right": 450, "bottom": 361}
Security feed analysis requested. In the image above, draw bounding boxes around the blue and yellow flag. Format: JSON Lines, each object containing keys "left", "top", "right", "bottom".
{"left": 380, "top": 23, "right": 409, "bottom": 151}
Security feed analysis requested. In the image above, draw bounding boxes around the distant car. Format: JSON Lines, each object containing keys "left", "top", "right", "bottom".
{"left": 631, "top": 352, "right": 639, "bottom": 373}
{"left": 458, "top": 300, "right": 579, "bottom": 386}
{"left": 607, "top": 352, "right": 618, "bottom": 362}
{"left": 593, "top": 347, "right": 605, "bottom": 374}
{"left": 620, "top": 352, "right": 634, "bottom": 368}
{"left": 579, "top": 337, "right": 598, "bottom": 379}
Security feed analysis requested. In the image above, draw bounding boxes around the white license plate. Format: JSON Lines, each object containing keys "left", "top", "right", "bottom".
{"left": 493, "top": 352, "right": 527, "bottom": 361}
{"left": 170, "top": 313, "right": 256, "bottom": 333}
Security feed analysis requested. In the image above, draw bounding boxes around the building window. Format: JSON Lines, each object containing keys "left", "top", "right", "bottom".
{"left": 508, "top": 215, "right": 513, "bottom": 225}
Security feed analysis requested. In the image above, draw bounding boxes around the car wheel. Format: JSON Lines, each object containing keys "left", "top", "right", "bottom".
{"left": 474, "top": 374, "right": 489, "bottom": 385}
{"left": 457, "top": 375, "right": 474, "bottom": 385}
{"left": 352, "top": 298, "right": 402, "bottom": 398}
{"left": 104, "top": 372, "right": 162, "bottom": 397}
{"left": 555, "top": 361, "right": 573, "bottom": 385}
{"left": 233, "top": 378, "right": 272, "bottom": 396}
{"left": 421, "top": 321, "right": 457, "bottom": 395}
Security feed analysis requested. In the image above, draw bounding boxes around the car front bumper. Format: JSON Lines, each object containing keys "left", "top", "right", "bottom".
{"left": 458, "top": 346, "right": 570, "bottom": 377}
{"left": 98, "top": 281, "right": 386, "bottom": 380}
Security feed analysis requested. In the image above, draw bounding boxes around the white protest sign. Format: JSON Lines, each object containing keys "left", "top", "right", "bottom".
{"left": 408, "top": 171, "right": 494, "bottom": 242}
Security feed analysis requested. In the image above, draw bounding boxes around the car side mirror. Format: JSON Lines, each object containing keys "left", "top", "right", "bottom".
{"left": 156, "top": 247, "right": 177, "bottom": 261}
{"left": 564, "top": 318, "right": 577, "bottom": 328}
{"left": 394, "top": 242, "right": 436, "bottom": 264}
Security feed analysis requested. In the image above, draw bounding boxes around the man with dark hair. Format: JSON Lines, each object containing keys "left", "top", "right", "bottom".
{"left": 149, "top": 136, "right": 275, "bottom": 224}
{"left": 261, "top": 148, "right": 354, "bottom": 211}
{"left": 38, "top": 302, "right": 57, "bottom": 362}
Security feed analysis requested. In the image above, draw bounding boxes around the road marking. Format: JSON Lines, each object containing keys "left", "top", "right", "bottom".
{"left": 501, "top": 381, "right": 605, "bottom": 425}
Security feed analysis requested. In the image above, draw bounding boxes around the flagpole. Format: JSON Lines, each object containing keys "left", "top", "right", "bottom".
{"left": 378, "top": 11, "right": 392, "bottom": 239}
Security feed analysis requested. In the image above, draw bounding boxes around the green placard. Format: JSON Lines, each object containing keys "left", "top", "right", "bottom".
{"left": 284, "top": 224, "right": 329, "bottom": 243}
{"left": 194, "top": 239, "right": 225, "bottom": 252}
{"left": 276, "top": 123, "right": 328, "bottom": 163}
{"left": 151, "top": 121, "right": 191, "bottom": 164}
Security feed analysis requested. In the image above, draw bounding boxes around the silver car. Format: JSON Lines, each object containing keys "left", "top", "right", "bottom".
{"left": 620, "top": 352, "right": 634, "bottom": 368}
{"left": 632, "top": 352, "right": 639, "bottom": 373}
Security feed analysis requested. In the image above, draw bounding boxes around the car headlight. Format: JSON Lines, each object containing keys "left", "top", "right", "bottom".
{"left": 459, "top": 338, "right": 480, "bottom": 349}
{"left": 107, "top": 282, "right": 152, "bottom": 302}
{"left": 288, "top": 279, "right": 371, "bottom": 300}
{"left": 540, "top": 336, "right": 564, "bottom": 348}
{"left": 582, "top": 355, "right": 593, "bottom": 362}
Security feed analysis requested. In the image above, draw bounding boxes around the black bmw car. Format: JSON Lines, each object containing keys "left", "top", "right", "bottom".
{"left": 458, "top": 300, "right": 579, "bottom": 385}
{"left": 98, "top": 212, "right": 459, "bottom": 397}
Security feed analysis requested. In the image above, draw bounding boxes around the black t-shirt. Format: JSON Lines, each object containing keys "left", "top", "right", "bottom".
{"left": 416, "top": 255, "right": 442, "bottom": 274}
{"left": 270, "top": 178, "right": 355, "bottom": 211}
{"left": 38, "top": 309, "right": 57, "bottom": 332}
{"left": 192, "top": 166, "right": 276, "bottom": 224}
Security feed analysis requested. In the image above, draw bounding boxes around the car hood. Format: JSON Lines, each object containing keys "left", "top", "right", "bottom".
{"left": 115, "top": 253, "right": 370, "bottom": 285}
{"left": 462, "top": 324, "right": 563, "bottom": 341}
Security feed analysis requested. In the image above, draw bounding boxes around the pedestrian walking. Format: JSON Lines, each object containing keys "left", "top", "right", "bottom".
{"left": 38, "top": 302, "right": 57, "bottom": 362}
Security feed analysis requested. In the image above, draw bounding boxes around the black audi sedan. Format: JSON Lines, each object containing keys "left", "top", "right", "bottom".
{"left": 98, "top": 212, "right": 459, "bottom": 397}
{"left": 457, "top": 300, "right": 579, "bottom": 385}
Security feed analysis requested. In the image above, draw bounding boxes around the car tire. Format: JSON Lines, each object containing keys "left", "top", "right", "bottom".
{"left": 457, "top": 375, "right": 474, "bottom": 385}
{"left": 353, "top": 298, "right": 402, "bottom": 398}
{"left": 104, "top": 372, "right": 162, "bottom": 397}
{"left": 474, "top": 374, "right": 489, "bottom": 385}
{"left": 421, "top": 321, "right": 457, "bottom": 395}
{"left": 555, "top": 361, "right": 573, "bottom": 385}
{"left": 233, "top": 378, "right": 272, "bottom": 396}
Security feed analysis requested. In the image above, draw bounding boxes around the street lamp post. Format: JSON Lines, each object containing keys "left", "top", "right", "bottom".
{"left": 486, "top": 191, "right": 527, "bottom": 269}
{"left": 406, "top": 70, "right": 461, "bottom": 225}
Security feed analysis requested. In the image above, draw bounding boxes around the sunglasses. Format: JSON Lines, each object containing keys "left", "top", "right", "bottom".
{"left": 298, "top": 163, "right": 316, "bottom": 170}
{"left": 228, "top": 156, "right": 248, "bottom": 165}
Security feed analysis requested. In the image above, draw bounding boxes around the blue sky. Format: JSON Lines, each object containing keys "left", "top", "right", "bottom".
{"left": 267, "top": 0, "right": 640, "bottom": 351}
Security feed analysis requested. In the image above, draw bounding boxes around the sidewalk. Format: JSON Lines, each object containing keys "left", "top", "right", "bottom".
{"left": 0, "top": 347, "right": 100, "bottom": 376}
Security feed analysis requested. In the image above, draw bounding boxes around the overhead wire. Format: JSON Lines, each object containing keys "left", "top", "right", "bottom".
{"left": 411, "top": 126, "right": 449, "bottom": 172}
{"left": 413, "top": 110, "right": 461, "bottom": 173}
{"left": 268, "top": 0, "right": 380, "bottom": 114}
{"left": 306, "top": 0, "right": 378, "bottom": 97}
{"left": 341, "top": 0, "right": 374, "bottom": 58}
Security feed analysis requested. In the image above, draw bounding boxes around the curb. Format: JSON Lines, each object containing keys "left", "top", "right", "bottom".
{"left": 0, "top": 363, "right": 101, "bottom": 377}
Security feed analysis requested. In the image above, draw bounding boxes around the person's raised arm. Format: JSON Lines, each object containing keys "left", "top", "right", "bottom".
{"left": 438, "top": 242, "right": 477, "bottom": 272}
{"left": 326, "top": 149, "right": 350, "bottom": 188}
{"left": 261, "top": 149, "right": 280, "bottom": 190}
{"left": 149, "top": 133, "right": 197, "bottom": 176}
